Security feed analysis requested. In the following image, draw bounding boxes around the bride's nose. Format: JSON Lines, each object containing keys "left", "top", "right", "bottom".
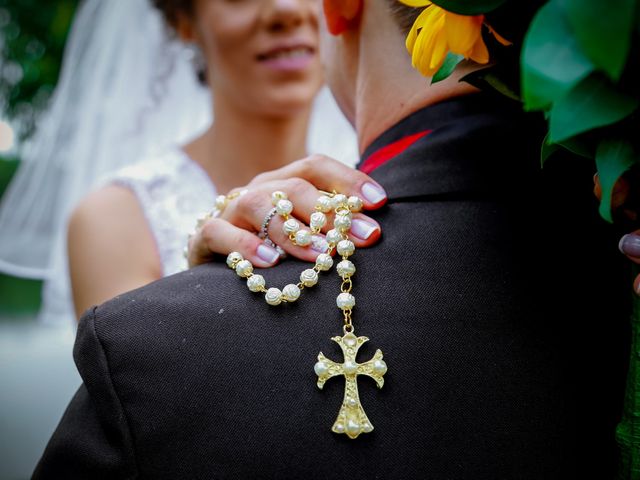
{"left": 262, "top": 0, "right": 315, "bottom": 33}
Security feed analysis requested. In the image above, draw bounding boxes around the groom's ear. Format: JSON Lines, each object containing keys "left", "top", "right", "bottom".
{"left": 323, "top": 0, "right": 362, "bottom": 35}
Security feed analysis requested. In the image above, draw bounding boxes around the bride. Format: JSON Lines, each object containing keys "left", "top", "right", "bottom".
{"left": 0, "top": 0, "right": 378, "bottom": 323}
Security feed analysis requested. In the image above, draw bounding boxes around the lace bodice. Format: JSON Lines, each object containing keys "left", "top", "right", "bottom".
{"left": 111, "top": 148, "right": 217, "bottom": 276}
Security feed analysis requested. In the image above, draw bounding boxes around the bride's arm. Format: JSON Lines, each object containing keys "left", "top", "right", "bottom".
{"left": 67, "top": 185, "right": 162, "bottom": 319}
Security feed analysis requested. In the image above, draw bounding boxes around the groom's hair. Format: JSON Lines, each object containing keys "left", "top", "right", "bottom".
{"left": 386, "top": 2, "right": 422, "bottom": 35}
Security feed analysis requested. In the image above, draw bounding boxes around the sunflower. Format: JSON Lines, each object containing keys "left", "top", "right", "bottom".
{"left": 399, "top": 0, "right": 510, "bottom": 77}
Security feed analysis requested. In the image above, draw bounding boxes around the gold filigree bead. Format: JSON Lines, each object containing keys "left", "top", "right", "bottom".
{"left": 282, "top": 284, "right": 301, "bottom": 302}
{"left": 283, "top": 218, "right": 300, "bottom": 235}
{"left": 332, "top": 194, "right": 348, "bottom": 209}
{"left": 315, "top": 253, "right": 334, "bottom": 271}
{"left": 235, "top": 260, "right": 253, "bottom": 277}
{"left": 295, "top": 229, "right": 312, "bottom": 246}
{"left": 265, "top": 287, "right": 282, "bottom": 306}
{"left": 316, "top": 195, "right": 333, "bottom": 213}
{"left": 271, "top": 191, "right": 288, "bottom": 206}
{"left": 276, "top": 199, "right": 294, "bottom": 216}
{"left": 310, "top": 212, "right": 327, "bottom": 230}
{"left": 326, "top": 229, "right": 343, "bottom": 245}
{"left": 226, "top": 252, "right": 244, "bottom": 268}
{"left": 215, "top": 194, "right": 228, "bottom": 211}
{"left": 334, "top": 214, "right": 352, "bottom": 232}
{"left": 348, "top": 196, "right": 364, "bottom": 212}
{"left": 247, "top": 274, "right": 266, "bottom": 292}
{"left": 336, "top": 292, "right": 356, "bottom": 310}
{"left": 336, "top": 260, "right": 356, "bottom": 279}
{"left": 300, "top": 269, "right": 319, "bottom": 287}
{"left": 337, "top": 240, "right": 355, "bottom": 257}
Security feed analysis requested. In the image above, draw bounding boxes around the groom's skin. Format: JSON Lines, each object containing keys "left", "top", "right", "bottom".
{"left": 319, "top": 0, "right": 480, "bottom": 153}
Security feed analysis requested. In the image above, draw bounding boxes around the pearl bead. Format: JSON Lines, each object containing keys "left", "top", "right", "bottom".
{"left": 334, "top": 423, "right": 345, "bottom": 433}
{"left": 282, "top": 284, "right": 301, "bottom": 302}
{"left": 346, "top": 397, "right": 358, "bottom": 407}
{"left": 295, "top": 229, "right": 312, "bottom": 246}
{"left": 314, "top": 361, "right": 329, "bottom": 376}
{"left": 343, "top": 360, "right": 358, "bottom": 374}
{"left": 310, "top": 212, "right": 327, "bottom": 229}
{"left": 343, "top": 332, "right": 357, "bottom": 347}
{"left": 316, "top": 196, "right": 333, "bottom": 213}
{"left": 271, "top": 191, "right": 288, "bottom": 206}
{"left": 276, "top": 199, "right": 293, "bottom": 216}
{"left": 326, "top": 229, "right": 342, "bottom": 245}
{"left": 362, "top": 422, "right": 373, "bottom": 433}
{"left": 283, "top": 218, "right": 300, "bottom": 235}
{"left": 226, "top": 251, "right": 243, "bottom": 268}
{"left": 247, "top": 274, "right": 265, "bottom": 292}
{"left": 332, "top": 194, "right": 348, "bottom": 208}
{"left": 337, "top": 292, "right": 355, "bottom": 310}
{"left": 300, "top": 269, "right": 318, "bottom": 287}
{"left": 336, "top": 260, "right": 356, "bottom": 279}
{"left": 346, "top": 419, "right": 360, "bottom": 436}
{"left": 348, "top": 196, "right": 364, "bottom": 212}
{"left": 235, "top": 260, "right": 253, "bottom": 277}
{"left": 315, "top": 253, "right": 333, "bottom": 271}
{"left": 334, "top": 214, "right": 352, "bottom": 232}
{"left": 337, "top": 240, "right": 355, "bottom": 257}
{"left": 265, "top": 287, "right": 282, "bottom": 306}
{"left": 215, "top": 194, "right": 227, "bottom": 210}
{"left": 373, "top": 359, "right": 387, "bottom": 375}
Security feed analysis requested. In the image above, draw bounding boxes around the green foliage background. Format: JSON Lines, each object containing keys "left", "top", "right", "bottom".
{"left": 0, "top": 0, "right": 78, "bottom": 141}
{"left": 0, "top": 0, "right": 77, "bottom": 315}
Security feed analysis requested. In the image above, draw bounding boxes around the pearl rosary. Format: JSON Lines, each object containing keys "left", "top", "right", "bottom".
{"left": 225, "top": 190, "right": 387, "bottom": 439}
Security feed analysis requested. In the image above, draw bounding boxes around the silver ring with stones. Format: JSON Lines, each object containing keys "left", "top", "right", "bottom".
{"left": 258, "top": 207, "right": 286, "bottom": 259}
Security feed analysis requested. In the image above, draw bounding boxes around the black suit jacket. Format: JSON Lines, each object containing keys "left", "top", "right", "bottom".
{"left": 34, "top": 93, "right": 629, "bottom": 479}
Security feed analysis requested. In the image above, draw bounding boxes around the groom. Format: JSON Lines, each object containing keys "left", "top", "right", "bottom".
{"left": 34, "top": 0, "right": 626, "bottom": 478}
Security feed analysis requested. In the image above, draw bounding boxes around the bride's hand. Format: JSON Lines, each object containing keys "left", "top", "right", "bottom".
{"left": 187, "top": 155, "right": 387, "bottom": 268}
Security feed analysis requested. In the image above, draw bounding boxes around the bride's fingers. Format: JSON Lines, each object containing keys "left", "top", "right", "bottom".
{"left": 248, "top": 154, "right": 388, "bottom": 209}
{"left": 241, "top": 178, "right": 382, "bottom": 248}
{"left": 188, "top": 218, "right": 282, "bottom": 269}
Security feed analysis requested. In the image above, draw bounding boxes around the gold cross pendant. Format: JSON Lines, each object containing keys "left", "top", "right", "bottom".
{"left": 314, "top": 332, "right": 387, "bottom": 439}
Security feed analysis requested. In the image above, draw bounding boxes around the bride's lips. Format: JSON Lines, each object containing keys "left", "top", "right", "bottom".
{"left": 256, "top": 42, "right": 316, "bottom": 72}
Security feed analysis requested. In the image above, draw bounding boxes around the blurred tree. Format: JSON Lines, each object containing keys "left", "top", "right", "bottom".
{"left": 0, "top": 0, "right": 78, "bottom": 142}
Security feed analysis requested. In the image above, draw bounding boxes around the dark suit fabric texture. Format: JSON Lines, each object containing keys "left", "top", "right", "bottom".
{"left": 34, "top": 93, "right": 629, "bottom": 480}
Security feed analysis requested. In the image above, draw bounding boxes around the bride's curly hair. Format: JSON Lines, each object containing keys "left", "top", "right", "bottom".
{"left": 151, "top": 0, "right": 194, "bottom": 29}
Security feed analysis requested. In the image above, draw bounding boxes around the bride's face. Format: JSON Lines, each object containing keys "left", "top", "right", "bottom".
{"left": 189, "top": 0, "right": 323, "bottom": 117}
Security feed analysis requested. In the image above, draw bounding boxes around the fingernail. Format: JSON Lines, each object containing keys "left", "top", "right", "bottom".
{"left": 361, "top": 182, "right": 387, "bottom": 204}
{"left": 350, "top": 218, "right": 379, "bottom": 240}
{"left": 257, "top": 243, "right": 280, "bottom": 264}
{"left": 619, "top": 234, "right": 640, "bottom": 258}
{"left": 311, "top": 235, "right": 329, "bottom": 253}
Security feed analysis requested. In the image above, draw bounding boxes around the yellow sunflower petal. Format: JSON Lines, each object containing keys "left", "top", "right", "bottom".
{"left": 469, "top": 36, "right": 489, "bottom": 64}
{"left": 429, "top": 27, "right": 449, "bottom": 71}
{"left": 414, "top": 9, "right": 447, "bottom": 76}
{"left": 398, "top": 0, "right": 432, "bottom": 7}
{"left": 405, "top": 7, "right": 430, "bottom": 54}
{"left": 485, "top": 23, "right": 512, "bottom": 46}
{"left": 443, "top": 13, "right": 483, "bottom": 57}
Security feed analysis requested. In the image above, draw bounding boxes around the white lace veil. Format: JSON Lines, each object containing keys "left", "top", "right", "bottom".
{"left": 0, "top": 0, "right": 358, "bottom": 325}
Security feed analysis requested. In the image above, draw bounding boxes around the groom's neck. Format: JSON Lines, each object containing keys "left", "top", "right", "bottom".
{"left": 351, "top": 3, "right": 481, "bottom": 153}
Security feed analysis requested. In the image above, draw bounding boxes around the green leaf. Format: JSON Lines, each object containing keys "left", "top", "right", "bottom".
{"left": 565, "top": 0, "right": 635, "bottom": 81}
{"left": 595, "top": 138, "right": 637, "bottom": 223}
{"left": 460, "top": 66, "right": 521, "bottom": 100}
{"left": 430, "top": 0, "right": 506, "bottom": 15}
{"left": 521, "top": 0, "right": 594, "bottom": 111}
{"left": 540, "top": 133, "right": 559, "bottom": 167}
{"left": 549, "top": 74, "right": 638, "bottom": 143}
{"left": 431, "top": 53, "right": 464, "bottom": 84}
{"left": 557, "top": 137, "right": 593, "bottom": 159}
